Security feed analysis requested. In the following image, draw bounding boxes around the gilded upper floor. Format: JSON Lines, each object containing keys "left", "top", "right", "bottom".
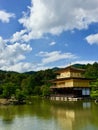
{"left": 56, "top": 66, "right": 85, "bottom": 79}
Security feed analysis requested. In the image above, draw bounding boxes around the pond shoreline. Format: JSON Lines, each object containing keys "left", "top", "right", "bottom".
{"left": 0, "top": 96, "right": 96, "bottom": 106}
{"left": 0, "top": 98, "right": 26, "bottom": 105}
{"left": 0, "top": 99, "right": 11, "bottom": 105}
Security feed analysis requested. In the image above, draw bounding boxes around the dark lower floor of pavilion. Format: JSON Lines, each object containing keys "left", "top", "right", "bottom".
{"left": 51, "top": 87, "right": 91, "bottom": 98}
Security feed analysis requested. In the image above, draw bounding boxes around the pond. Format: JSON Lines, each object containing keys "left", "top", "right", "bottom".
{"left": 0, "top": 99, "right": 98, "bottom": 130}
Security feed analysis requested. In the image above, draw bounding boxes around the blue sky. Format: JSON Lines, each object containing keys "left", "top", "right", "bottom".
{"left": 0, "top": 0, "right": 98, "bottom": 72}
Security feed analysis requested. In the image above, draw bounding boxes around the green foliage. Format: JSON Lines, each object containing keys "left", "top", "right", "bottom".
{"left": 0, "top": 68, "right": 56, "bottom": 99}
{"left": 41, "top": 85, "right": 51, "bottom": 97}
{"left": 91, "top": 90, "right": 98, "bottom": 98}
{"left": 84, "top": 62, "right": 98, "bottom": 79}
{"left": 33, "top": 86, "right": 42, "bottom": 95}
{"left": 0, "top": 62, "right": 98, "bottom": 99}
{"left": 2, "top": 82, "right": 16, "bottom": 99}
{"left": 90, "top": 79, "right": 98, "bottom": 98}
{"left": 15, "top": 89, "right": 26, "bottom": 102}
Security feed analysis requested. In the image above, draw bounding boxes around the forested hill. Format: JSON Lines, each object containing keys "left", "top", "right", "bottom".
{"left": 0, "top": 62, "right": 98, "bottom": 100}
{"left": 0, "top": 68, "right": 57, "bottom": 100}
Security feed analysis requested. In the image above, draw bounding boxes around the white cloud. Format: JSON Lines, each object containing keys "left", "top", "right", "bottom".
{"left": 0, "top": 34, "right": 96, "bottom": 72}
{"left": 49, "top": 41, "right": 56, "bottom": 46}
{"left": 16, "top": 0, "right": 98, "bottom": 41}
{"left": 1, "top": 0, "right": 98, "bottom": 72}
{"left": 37, "top": 51, "right": 77, "bottom": 65}
{"left": 0, "top": 36, "right": 32, "bottom": 72}
{"left": 0, "top": 10, "right": 15, "bottom": 23}
{"left": 1, "top": 62, "right": 34, "bottom": 72}
{"left": 85, "top": 33, "right": 98, "bottom": 45}
{"left": 10, "top": 30, "right": 26, "bottom": 43}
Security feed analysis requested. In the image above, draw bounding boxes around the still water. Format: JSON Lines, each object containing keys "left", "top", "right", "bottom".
{"left": 0, "top": 99, "right": 98, "bottom": 130}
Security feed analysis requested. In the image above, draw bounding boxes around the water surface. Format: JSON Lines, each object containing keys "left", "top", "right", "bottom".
{"left": 0, "top": 99, "right": 98, "bottom": 130}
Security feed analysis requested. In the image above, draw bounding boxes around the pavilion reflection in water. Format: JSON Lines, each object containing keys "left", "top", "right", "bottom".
{"left": 51, "top": 102, "right": 91, "bottom": 130}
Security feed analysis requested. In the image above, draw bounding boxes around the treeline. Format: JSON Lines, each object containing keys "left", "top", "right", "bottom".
{"left": 0, "top": 62, "right": 98, "bottom": 101}
{"left": 0, "top": 69, "right": 56, "bottom": 101}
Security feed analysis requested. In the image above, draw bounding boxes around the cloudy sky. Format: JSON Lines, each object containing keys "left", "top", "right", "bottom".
{"left": 0, "top": 0, "right": 98, "bottom": 72}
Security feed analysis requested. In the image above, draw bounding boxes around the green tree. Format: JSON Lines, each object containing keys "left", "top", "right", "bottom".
{"left": 85, "top": 62, "right": 98, "bottom": 79}
{"left": 41, "top": 85, "right": 51, "bottom": 97}
{"left": 2, "top": 83, "right": 16, "bottom": 99}
{"left": 33, "top": 86, "right": 42, "bottom": 95}
{"left": 21, "top": 76, "right": 37, "bottom": 95}
{"left": 15, "top": 89, "right": 26, "bottom": 102}
{"left": 90, "top": 79, "right": 98, "bottom": 98}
